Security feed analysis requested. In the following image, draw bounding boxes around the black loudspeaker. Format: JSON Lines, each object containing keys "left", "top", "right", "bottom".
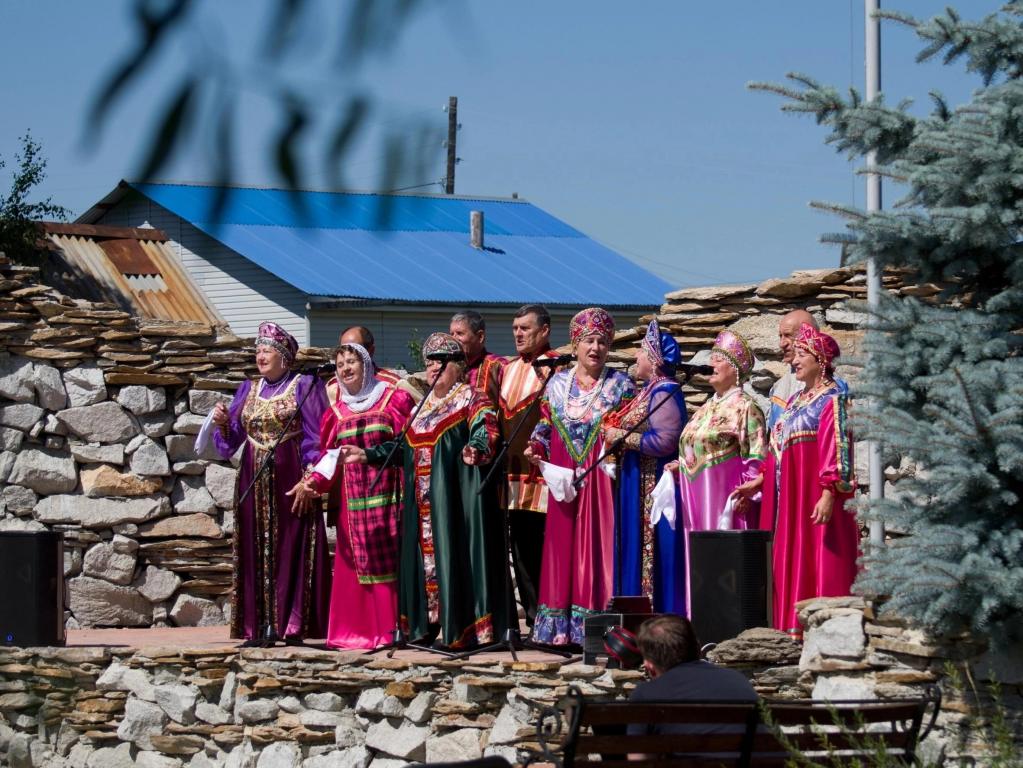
{"left": 0, "top": 531, "right": 65, "bottom": 647}
{"left": 688, "top": 530, "right": 771, "bottom": 645}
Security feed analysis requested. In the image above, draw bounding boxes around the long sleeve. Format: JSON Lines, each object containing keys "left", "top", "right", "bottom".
{"left": 390, "top": 389, "right": 416, "bottom": 431}
{"left": 817, "top": 394, "right": 855, "bottom": 495}
{"left": 744, "top": 398, "right": 769, "bottom": 482}
{"left": 528, "top": 395, "right": 553, "bottom": 460}
{"left": 737, "top": 396, "right": 768, "bottom": 483}
{"left": 306, "top": 404, "right": 340, "bottom": 495}
{"left": 637, "top": 384, "right": 686, "bottom": 458}
{"left": 296, "top": 374, "right": 329, "bottom": 466}
{"left": 365, "top": 440, "right": 399, "bottom": 465}
{"left": 212, "top": 379, "right": 251, "bottom": 458}
{"left": 467, "top": 393, "right": 500, "bottom": 458}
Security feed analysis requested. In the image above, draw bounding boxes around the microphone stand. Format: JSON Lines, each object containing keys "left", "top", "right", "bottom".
{"left": 366, "top": 358, "right": 467, "bottom": 660}
{"left": 460, "top": 359, "right": 577, "bottom": 661}
{"left": 235, "top": 365, "right": 327, "bottom": 648}
{"left": 571, "top": 377, "right": 688, "bottom": 491}
{"left": 366, "top": 358, "right": 451, "bottom": 495}
{"left": 477, "top": 363, "right": 553, "bottom": 495}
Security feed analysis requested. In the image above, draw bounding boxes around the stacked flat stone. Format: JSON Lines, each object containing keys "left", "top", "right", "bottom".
{"left": 608, "top": 265, "right": 935, "bottom": 413}
{"left": 1, "top": 615, "right": 1016, "bottom": 768}
{"left": 0, "top": 255, "right": 331, "bottom": 630}
{"left": 0, "top": 645, "right": 650, "bottom": 768}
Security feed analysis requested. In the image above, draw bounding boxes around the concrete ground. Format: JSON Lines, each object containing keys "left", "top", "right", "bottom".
{"left": 64, "top": 625, "right": 583, "bottom": 664}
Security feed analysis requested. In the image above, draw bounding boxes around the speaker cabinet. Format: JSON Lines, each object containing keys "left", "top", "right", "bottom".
{"left": 688, "top": 530, "right": 771, "bottom": 645}
{"left": 0, "top": 531, "right": 65, "bottom": 647}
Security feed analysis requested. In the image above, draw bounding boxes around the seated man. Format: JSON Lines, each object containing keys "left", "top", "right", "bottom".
{"left": 628, "top": 615, "right": 757, "bottom": 736}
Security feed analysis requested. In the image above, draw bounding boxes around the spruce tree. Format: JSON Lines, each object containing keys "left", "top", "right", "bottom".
{"left": 752, "top": 4, "right": 1023, "bottom": 644}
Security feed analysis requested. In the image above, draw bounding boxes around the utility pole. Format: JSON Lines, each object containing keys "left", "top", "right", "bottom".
{"left": 865, "top": 0, "right": 885, "bottom": 549}
{"left": 445, "top": 96, "right": 458, "bottom": 194}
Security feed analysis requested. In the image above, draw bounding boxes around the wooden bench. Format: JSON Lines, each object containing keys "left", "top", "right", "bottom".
{"left": 525, "top": 684, "right": 941, "bottom": 767}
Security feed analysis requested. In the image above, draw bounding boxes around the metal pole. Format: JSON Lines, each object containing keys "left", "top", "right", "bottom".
{"left": 865, "top": 0, "right": 885, "bottom": 548}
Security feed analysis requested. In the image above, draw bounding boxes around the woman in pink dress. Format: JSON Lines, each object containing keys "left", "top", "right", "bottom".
{"left": 525, "top": 307, "right": 634, "bottom": 645}
{"left": 665, "top": 330, "right": 767, "bottom": 611}
{"left": 290, "top": 343, "right": 414, "bottom": 648}
{"left": 759, "top": 324, "right": 858, "bottom": 636}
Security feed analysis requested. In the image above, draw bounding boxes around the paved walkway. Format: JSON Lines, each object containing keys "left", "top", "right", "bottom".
{"left": 64, "top": 625, "right": 582, "bottom": 664}
{"left": 68, "top": 625, "right": 236, "bottom": 649}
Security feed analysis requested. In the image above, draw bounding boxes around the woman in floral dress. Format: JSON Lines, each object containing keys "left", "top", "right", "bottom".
{"left": 666, "top": 329, "right": 767, "bottom": 611}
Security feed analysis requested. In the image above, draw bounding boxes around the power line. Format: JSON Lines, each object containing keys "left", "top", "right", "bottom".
{"left": 385, "top": 180, "right": 444, "bottom": 194}
{"left": 604, "top": 241, "right": 737, "bottom": 285}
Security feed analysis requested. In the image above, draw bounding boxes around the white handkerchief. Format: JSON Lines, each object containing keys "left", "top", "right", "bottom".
{"left": 194, "top": 410, "right": 217, "bottom": 454}
{"left": 540, "top": 461, "right": 578, "bottom": 503}
{"left": 718, "top": 492, "right": 739, "bottom": 531}
{"left": 649, "top": 470, "right": 677, "bottom": 530}
{"left": 600, "top": 460, "right": 616, "bottom": 481}
{"left": 311, "top": 448, "right": 342, "bottom": 482}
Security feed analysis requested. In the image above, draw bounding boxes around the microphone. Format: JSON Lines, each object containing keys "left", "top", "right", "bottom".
{"left": 425, "top": 351, "right": 466, "bottom": 363}
{"left": 304, "top": 362, "right": 336, "bottom": 375}
{"left": 532, "top": 354, "right": 575, "bottom": 369}
{"left": 677, "top": 363, "right": 714, "bottom": 377}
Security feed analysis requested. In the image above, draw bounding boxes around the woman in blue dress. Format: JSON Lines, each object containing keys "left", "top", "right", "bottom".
{"left": 602, "top": 319, "right": 687, "bottom": 614}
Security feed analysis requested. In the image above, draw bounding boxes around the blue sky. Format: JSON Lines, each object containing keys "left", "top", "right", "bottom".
{"left": 0, "top": 1, "right": 989, "bottom": 287}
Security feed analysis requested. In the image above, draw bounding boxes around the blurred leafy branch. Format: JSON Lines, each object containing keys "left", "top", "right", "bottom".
{"left": 86, "top": 0, "right": 448, "bottom": 221}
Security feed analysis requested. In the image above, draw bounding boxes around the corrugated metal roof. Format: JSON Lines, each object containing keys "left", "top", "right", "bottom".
{"left": 42, "top": 222, "right": 225, "bottom": 325}
{"left": 117, "top": 182, "right": 671, "bottom": 307}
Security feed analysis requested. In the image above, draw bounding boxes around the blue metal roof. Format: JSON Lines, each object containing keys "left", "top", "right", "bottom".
{"left": 128, "top": 182, "right": 671, "bottom": 306}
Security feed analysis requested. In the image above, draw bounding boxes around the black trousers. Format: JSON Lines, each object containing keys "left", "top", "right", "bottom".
{"left": 508, "top": 508, "right": 546, "bottom": 626}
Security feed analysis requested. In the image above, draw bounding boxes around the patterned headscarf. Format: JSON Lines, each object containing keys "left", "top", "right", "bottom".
{"left": 794, "top": 323, "right": 841, "bottom": 373}
{"left": 255, "top": 321, "right": 298, "bottom": 365}
{"left": 711, "top": 329, "right": 755, "bottom": 381}
{"left": 641, "top": 318, "right": 681, "bottom": 375}
{"left": 569, "top": 307, "right": 615, "bottom": 345}
{"left": 422, "top": 332, "right": 466, "bottom": 364}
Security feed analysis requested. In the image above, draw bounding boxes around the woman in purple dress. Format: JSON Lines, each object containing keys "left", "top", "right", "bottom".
{"left": 211, "top": 321, "right": 330, "bottom": 645}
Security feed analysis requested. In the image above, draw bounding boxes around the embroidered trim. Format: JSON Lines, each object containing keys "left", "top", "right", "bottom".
{"left": 336, "top": 423, "right": 393, "bottom": 441}
{"left": 246, "top": 430, "right": 301, "bottom": 452}
{"left": 347, "top": 492, "right": 399, "bottom": 511}
{"left": 832, "top": 394, "right": 854, "bottom": 493}
{"left": 551, "top": 410, "right": 602, "bottom": 466}
{"left": 681, "top": 444, "right": 761, "bottom": 481}
{"left": 357, "top": 571, "right": 397, "bottom": 585}
{"left": 406, "top": 413, "right": 467, "bottom": 448}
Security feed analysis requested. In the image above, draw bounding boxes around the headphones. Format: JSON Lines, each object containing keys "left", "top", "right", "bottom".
{"left": 603, "top": 625, "right": 643, "bottom": 669}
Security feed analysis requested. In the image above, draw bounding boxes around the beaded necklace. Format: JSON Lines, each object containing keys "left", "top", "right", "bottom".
{"left": 795, "top": 378, "right": 834, "bottom": 407}
{"left": 563, "top": 366, "right": 608, "bottom": 423}
{"left": 258, "top": 371, "right": 294, "bottom": 399}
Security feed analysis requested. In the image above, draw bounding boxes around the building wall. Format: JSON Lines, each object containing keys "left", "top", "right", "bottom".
{"left": 95, "top": 191, "right": 308, "bottom": 344}
{"left": 308, "top": 305, "right": 640, "bottom": 367}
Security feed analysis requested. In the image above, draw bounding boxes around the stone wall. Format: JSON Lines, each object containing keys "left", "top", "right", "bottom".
{"left": 0, "top": 256, "right": 330, "bottom": 630}
{"left": 1, "top": 605, "right": 1018, "bottom": 767}
{"left": 0, "top": 644, "right": 650, "bottom": 768}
